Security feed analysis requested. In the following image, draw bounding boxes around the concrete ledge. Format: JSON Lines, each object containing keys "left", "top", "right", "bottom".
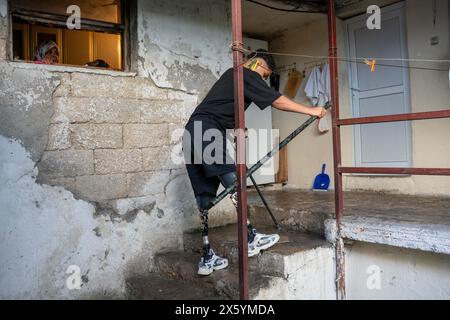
{"left": 325, "top": 217, "right": 450, "bottom": 255}
{"left": 247, "top": 189, "right": 450, "bottom": 255}
{"left": 8, "top": 61, "right": 137, "bottom": 77}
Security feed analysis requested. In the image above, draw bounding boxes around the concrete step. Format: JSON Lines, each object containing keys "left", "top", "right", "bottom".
{"left": 126, "top": 273, "right": 219, "bottom": 300}
{"left": 183, "top": 224, "right": 332, "bottom": 278}
{"left": 247, "top": 189, "right": 334, "bottom": 235}
{"left": 179, "top": 224, "right": 336, "bottom": 299}
{"left": 136, "top": 224, "right": 336, "bottom": 300}
{"left": 154, "top": 251, "right": 277, "bottom": 300}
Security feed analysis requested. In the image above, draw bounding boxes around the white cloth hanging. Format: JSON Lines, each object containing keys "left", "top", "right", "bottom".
{"left": 320, "top": 63, "right": 331, "bottom": 105}
{"left": 304, "top": 64, "right": 331, "bottom": 133}
{"left": 304, "top": 66, "right": 322, "bottom": 106}
{"left": 305, "top": 64, "right": 331, "bottom": 107}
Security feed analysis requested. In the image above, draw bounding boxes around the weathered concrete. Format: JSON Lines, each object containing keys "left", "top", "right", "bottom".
{"left": 137, "top": 0, "right": 232, "bottom": 97}
{"left": 0, "top": 63, "right": 60, "bottom": 161}
{"left": 0, "top": 0, "right": 237, "bottom": 299}
{"left": 247, "top": 188, "right": 335, "bottom": 234}
{"left": 247, "top": 188, "right": 450, "bottom": 255}
{"left": 126, "top": 274, "right": 220, "bottom": 300}
{"left": 144, "top": 224, "right": 336, "bottom": 300}
{"left": 0, "top": 136, "right": 184, "bottom": 299}
{"left": 153, "top": 251, "right": 276, "bottom": 300}
{"left": 38, "top": 150, "right": 94, "bottom": 177}
{"left": 345, "top": 242, "right": 450, "bottom": 300}
{"left": 248, "top": 188, "right": 450, "bottom": 299}
{"left": 0, "top": 0, "right": 9, "bottom": 61}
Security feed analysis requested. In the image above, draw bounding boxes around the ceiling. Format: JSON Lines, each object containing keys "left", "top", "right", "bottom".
{"left": 242, "top": 0, "right": 401, "bottom": 40}
{"left": 242, "top": 1, "right": 325, "bottom": 40}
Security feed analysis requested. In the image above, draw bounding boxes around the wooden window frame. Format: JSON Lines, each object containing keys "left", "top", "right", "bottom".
{"left": 9, "top": 0, "right": 137, "bottom": 71}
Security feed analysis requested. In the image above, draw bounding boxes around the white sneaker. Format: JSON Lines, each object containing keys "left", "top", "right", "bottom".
{"left": 248, "top": 233, "right": 280, "bottom": 257}
{"left": 197, "top": 250, "right": 229, "bottom": 276}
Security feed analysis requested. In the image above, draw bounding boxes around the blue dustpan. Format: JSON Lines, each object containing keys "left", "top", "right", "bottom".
{"left": 313, "top": 163, "right": 330, "bottom": 191}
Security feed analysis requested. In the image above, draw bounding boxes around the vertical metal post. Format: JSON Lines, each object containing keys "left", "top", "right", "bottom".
{"left": 327, "top": 0, "right": 346, "bottom": 300}
{"left": 231, "top": 0, "right": 249, "bottom": 300}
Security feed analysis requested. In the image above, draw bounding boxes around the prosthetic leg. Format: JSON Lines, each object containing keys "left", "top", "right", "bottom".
{"left": 218, "top": 172, "right": 257, "bottom": 243}
{"left": 196, "top": 193, "right": 229, "bottom": 276}
{"left": 218, "top": 172, "right": 280, "bottom": 258}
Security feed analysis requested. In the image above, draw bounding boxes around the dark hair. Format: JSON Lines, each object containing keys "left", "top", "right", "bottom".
{"left": 86, "top": 59, "right": 110, "bottom": 68}
{"left": 247, "top": 48, "right": 276, "bottom": 71}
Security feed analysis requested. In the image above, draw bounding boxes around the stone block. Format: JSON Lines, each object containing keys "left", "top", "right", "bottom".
{"left": 94, "top": 149, "right": 142, "bottom": 174}
{"left": 75, "top": 174, "right": 127, "bottom": 201}
{"left": 142, "top": 146, "right": 182, "bottom": 170}
{"left": 47, "top": 123, "right": 71, "bottom": 150}
{"left": 140, "top": 100, "right": 187, "bottom": 124}
{"left": 123, "top": 124, "right": 168, "bottom": 148}
{"left": 71, "top": 124, "right": 122, "bottom": 149}
{"left": 39, "top": 150, "right": 94, "bottom": 177}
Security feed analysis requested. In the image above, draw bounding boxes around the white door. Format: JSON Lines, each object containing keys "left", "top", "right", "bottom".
{"left": 346, "top": 2, "right": 412, "bottom": 168}
{"left": 244, "top": 37, "right": 276, "bottom": 185}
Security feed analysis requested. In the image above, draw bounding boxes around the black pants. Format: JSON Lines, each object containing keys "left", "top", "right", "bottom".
{"left": 183, "top": 116, "right": 236, "bottom": 207}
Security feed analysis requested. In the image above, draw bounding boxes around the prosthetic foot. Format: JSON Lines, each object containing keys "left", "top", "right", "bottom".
{"left": 197, "top": 206, "right": 229, "bottom": 276}
{"left": 198, "top": 248, "right": 229, "bottom": 276}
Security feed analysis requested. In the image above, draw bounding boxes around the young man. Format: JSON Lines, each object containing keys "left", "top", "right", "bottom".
{"left": 183, "top": 50, "right": 327, "bottom": 276}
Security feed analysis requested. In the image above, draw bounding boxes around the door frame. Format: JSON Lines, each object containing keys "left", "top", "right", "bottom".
{"left": 345, "top": 1, "right": 412, "bottom": 169}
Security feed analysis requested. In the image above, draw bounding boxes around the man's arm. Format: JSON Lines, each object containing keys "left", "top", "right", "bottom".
{"left": 272, "top": 95, "right": 326, "bottom": 118}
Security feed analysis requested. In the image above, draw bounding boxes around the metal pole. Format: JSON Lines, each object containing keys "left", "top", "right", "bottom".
{"left": 339, "top": 167, "right": 450, "bottom": 176}
{"left": 247, "top": 167, "right": 280, "bottom": 229}
{"left": 231, "top": 0, "right": 249, "bottom": 301}
{"left": 327, "top": 0, "right": 346, "bottom": 300}
{"left": 207, "top": 104, "right": 331, "bottom": 210}
{"left": 338, "top": 109, "right": 450, "bottom": 126}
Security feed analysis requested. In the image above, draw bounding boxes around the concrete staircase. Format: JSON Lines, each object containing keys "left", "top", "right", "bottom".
{"left": 126, "top": 223, "right": 336, "bottom": 300}
{"left": 126, "top": 189, "right": 337, "bottom": 300}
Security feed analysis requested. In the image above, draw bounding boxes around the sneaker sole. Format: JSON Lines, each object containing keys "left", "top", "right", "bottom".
{"left": 198, "top": 259, "right": 229, "bottom": 276}
{"left": 248, "top": 234, "right": 280, "bottom": 257}
{"left": 198, "top": 268, "right": 214, "bottom": 276}
{"left": 213, "top": 260, "right": 229, "bottom": 271}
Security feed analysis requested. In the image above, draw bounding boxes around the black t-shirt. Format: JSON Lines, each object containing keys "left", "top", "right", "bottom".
{"left": 189, "top": 67, "right": 282, "bottom": 130}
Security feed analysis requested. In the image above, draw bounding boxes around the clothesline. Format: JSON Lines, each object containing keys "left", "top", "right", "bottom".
{"left": 238, "top": 47, "right": 450, "bottom": 72}
{"left": 241, "top": 47, "right": 450, "bottom": 63}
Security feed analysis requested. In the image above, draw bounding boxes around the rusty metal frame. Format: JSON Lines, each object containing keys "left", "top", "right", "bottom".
{"left": 338, "top": 109, "right": 450, "bottom": 126}
{"left": 327, "top": 0, "right": 346, "bottom": 300}
{"left": 231, "top": 0, "right": 249, "bottom": 301}
{"left": 326, "top": 0, "right": 450, "bottom": 301}
{"left": 231, "top": 0, "right": 450, "bottom": 301}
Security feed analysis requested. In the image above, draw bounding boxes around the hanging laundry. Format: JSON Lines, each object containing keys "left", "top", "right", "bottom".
{"left": 283, "top": 69, "right": 303, "bottom": 99}
{"left": 320, "top": 63, "right": 331, "bottom": 104}
{"left": 305, "top": 64, "right": 331, "bottom": 107}
{"left": 304, "top": 66, "right": 322, "bottom": 106}
{"left": 305, "top": 64, "right": 331, "bottom": 133}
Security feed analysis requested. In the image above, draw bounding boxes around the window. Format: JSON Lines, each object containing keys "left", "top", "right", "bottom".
{"left": 11, "top": 0, "right": 134, "bottom": 71}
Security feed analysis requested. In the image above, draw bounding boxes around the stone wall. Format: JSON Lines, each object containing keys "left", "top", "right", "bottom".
{"left": 0, "top": 0, "right": 235, "bottom": 299}
{"left": 35, "top": 70, "right": 193, "bottom": 204}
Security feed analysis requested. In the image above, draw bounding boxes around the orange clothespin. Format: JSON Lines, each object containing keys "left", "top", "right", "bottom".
{"left": 364, "top": 59, "right": 377, "bottom": 73}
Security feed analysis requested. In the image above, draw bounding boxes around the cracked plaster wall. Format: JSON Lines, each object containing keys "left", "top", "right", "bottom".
{"left": 0, "top": 0, "right": 236, "bottom": 299}
{"left": 137, "top": 0, "right": 232, "bottom": 99}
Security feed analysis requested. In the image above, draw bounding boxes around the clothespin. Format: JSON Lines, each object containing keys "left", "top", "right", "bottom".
{"left": 364, "top": 59, "right": 377, "bottom": 73}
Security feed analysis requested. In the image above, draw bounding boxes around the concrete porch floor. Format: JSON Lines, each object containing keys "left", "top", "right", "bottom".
{"left": 247, "top": 189, "right": 450, "bottom": 255}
